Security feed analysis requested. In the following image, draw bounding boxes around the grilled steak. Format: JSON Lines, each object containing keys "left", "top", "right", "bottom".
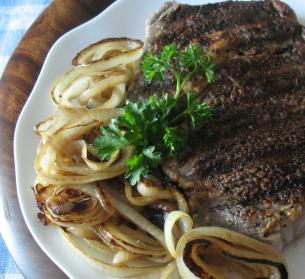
{"left": 130, "top": 0, "right": 305, "bottom": 249}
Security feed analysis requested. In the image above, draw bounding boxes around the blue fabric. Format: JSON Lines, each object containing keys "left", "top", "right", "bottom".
{"left": 0, "top": 236, "right": 20, "bottom": 275}
{"left": 0, "top": 0, "right": 51, "bottom": 78}
{"left": 0, "top": 30, "right": 25, "bottom": 55}
{"left": 0, "top": 0, "right": 51, "bottom": 277}
{"left": 0, "top": 0, "right": 50, "bottom": 6}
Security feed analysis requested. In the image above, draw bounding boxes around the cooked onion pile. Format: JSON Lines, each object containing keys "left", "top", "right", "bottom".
{"left": 34, "top": 37, "right": 288, "bottom": 279}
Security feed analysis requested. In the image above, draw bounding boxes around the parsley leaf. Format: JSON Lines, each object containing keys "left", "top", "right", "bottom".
{"left": 141, "top": 52, "right": 167, "bottom": 84}
{"left": 179, "top": 44, "right": 215, "bottom": 83}
{"left": 125, "top": 154, "right": 150, "bottom": 186}
{"left": 163, "top": 127, "right": 187, "bottom": 157}
{"left": 93, "top": 119, "right": 128, "bottom": 160}
{"left": 125, "top": 146, "right": 162, "bottom": 186}
{"left": 160, "top": 44, "right": 178, "bottom": 64}
{"left": 203, "top": 56, "right": 215, "bottom": 84}
{"left": 185, "top": 92, "right": 212, "bottom": 127}
{"left": 142, "top": 44, "right": 178, "bottom": 84}
{"left": 143, "top": 146, "right": 162, "bottom": 167}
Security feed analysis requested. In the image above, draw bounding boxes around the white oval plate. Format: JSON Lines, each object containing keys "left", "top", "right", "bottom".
{"left": 14, "top": 0, "right": 305, "bottom": 278}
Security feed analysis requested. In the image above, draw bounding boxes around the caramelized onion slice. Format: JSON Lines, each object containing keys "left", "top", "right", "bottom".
{"left": 51, "top": 38, "right": 143, "bottom": 110}
{"left": 34, "top": 107, "right": 133, "bottom": 185}
{"left": 72, "top": 38, "right": 144, "bottom": 65}
{"left": 34, "top": 183, "right": 111, "bottom": 227}
{"left": 34, "top": 107, "right": 86, "bottom": 143}
{"left": 97, "top": 222, "right": 167, "bottom": 256}
{"left": 164, "top": 211, "right": 288, "bottom": 279}
{"left": 51, "top": 67, "right": 131, "bottom": 109}
{"left": 94, "top": 83, "right": 127, "bottom": 109}
{"left": 103, "top": 185, "right": 167, "bottom": 247}
{"left": 81, "top": 141, "right": 120, "bottom": 171}
{"left": 160, "top": 261, "right": 178, "bottom": 279}
{"left": 35, "top": 145, "right": 132, "bottom": 185}
{"left": 164, "top": 211, "right": 193, "bottom": 258}
{"left": 61, "top": 229, "right": 165, "bottom": 278}
{"left": 112, "top": 251, "right": 140, "bottom": 266}
{"left": 125, "top": 181, "right": 174, "bottom": 206}
{"left": 46, "top": 107, "right": 119, "bottom": 146}
{"left": 66, "top": 226, "right": 100, "bottom": 240}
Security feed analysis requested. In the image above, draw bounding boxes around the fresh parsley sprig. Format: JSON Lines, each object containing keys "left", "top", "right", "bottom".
{"left": 142, "top": 44, "right": 215, "bottom": 99}
{"left": 94, "top": 44, "right": 215, "bottom": 185}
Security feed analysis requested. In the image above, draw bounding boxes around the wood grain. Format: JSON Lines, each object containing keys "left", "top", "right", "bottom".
{"left": 0, "top": 1, "right": 115, "bottom": 278}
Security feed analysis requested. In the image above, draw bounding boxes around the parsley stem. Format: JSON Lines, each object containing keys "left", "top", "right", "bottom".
{"left": 174, "top": 73, "right": 182, "bottom": 100}
{"left": 174, "top": 71, "right": 193, "bottom": 101}
{"left": 170, "top": 112, "right": 184, "bottom": 125}
{"left": 169, "top": 107, "right": 189, "bottom": 125}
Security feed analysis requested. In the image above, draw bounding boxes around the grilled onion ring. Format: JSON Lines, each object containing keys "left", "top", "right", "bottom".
{"left": 34, "top": 183, "right": 112, "bottom": 227}
{"left": 34, "top": 107, "right": 133, "bottom": 185}
{"left": 164, "top": 211, "right": 288, "bottom": 279}
{"left": 51, "top": 38, "right": 143, "bottom": 109}
{"left": 72, "top": 37, "right": 143, "bottom": 66}
{"left": 61, "top": 229, "right": 164, "bottom": 278}
{"left": 35, "top": 107, "right": 85, "bottom": 143}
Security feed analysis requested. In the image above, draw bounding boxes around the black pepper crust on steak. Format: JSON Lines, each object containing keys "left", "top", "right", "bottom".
{"left": 129, "top": 0, "right": 305, "bottom": 246}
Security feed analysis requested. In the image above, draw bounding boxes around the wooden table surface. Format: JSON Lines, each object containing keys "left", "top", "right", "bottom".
{"left": 0, "top": 1, "right": 115, "bottom": 278}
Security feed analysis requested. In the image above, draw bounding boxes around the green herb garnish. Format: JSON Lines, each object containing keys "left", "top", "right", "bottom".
{"left": 94, "top": 43, "right": 215, "bottom": 185}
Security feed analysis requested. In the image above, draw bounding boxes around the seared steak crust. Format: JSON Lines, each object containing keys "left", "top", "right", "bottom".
{"left": 130, "top": 1, "right": 305, "bottom": 244}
